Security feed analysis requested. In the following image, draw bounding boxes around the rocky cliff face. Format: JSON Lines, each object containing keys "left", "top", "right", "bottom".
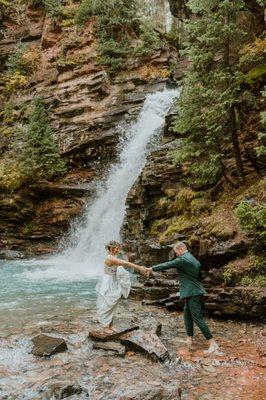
{"left": 0, "top": 1, "right": 177, "bottom": 256}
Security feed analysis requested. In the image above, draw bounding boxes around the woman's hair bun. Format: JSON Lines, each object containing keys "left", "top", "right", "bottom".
{"left": 105, "top": 240, "right": 121, "bottom": 251}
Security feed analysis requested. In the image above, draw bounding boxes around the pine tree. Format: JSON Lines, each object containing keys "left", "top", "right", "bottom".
{"left": 22, "top": 98, "right": 66, "bottom": 181}
{"left": 75, "top": 0, "right": 139, "bottom": 75}
{"left": 173, "top": 0, "right": 254, "bottom": 187}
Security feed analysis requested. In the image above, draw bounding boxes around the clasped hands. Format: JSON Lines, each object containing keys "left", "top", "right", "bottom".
{"left": 139, "top": 266, "right": 153, "bottom": 277}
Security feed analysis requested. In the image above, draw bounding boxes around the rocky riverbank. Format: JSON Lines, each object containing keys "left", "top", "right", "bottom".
{"left": 0, "top": 299, "right": 265, "bottom": 400}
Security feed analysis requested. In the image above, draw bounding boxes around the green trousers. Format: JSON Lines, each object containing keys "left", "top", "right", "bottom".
{"left": 183, "top": 295, "right": 213, "bottom": 340}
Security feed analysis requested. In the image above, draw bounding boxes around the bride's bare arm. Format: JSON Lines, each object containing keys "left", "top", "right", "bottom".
{"left": 105, "top": 256, "right": 146, "bottom": 274}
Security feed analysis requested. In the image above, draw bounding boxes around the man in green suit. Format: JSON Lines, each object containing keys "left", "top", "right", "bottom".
{"left": 147, "top": 242, "right": 219, "bottom": 354}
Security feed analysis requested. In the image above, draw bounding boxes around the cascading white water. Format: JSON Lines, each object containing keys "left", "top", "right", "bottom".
{"left": 21, "top": 88, "right": 179, "bottom": 281}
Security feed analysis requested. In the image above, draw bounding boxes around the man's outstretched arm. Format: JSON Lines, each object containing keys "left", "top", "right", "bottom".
{"left": 152, "top": 257, "right": 183, "bottom": 272}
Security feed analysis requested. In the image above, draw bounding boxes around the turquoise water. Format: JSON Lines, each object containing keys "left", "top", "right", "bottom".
{"left": 0, "top": 259, "right": 98, "bottom": 332}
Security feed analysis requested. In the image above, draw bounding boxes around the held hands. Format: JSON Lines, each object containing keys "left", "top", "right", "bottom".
{"left": 145, "top": 267, "right": 153, "bottom": 277}
{"left": 138, "top": 266, "right": 153, "bottom": 277}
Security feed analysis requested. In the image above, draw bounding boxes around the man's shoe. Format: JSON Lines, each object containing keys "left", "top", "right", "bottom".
{"left": 204, "top": 341, "right": 219, "bottom": 354}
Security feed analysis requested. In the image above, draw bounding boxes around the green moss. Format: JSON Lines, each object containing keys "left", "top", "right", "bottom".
{"left": 23, "top": 222, "right": 36, "bottom": 235}
{"left": 159, "top": 215, "right": 194, "bottom": 243}
{"left": 190, "top": 197, "right": 211, "bottom": 215}
{"left": 245, "top": 64, "right": 266, "bottom": 81}
{"left": 150, "top": 220, "right": 162, "bottom": 236}
{"left": 175, "top": 188, "right": 196, "bottom": 213}
{"left": 211, "top": 223, "right": 235, "bottom": 240}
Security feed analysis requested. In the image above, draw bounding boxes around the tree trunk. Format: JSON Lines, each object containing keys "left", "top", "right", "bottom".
{"left": 216, "top": 136, "right": 237, "bottom": 187}
{"left": 224, "top": 10, "right": 245, "bottom": 182}
{"left": 229, "top": 106, "right": 245, "bottom": 181}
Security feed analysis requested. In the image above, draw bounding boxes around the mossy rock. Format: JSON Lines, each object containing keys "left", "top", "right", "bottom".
{"left": 190, "top": 198, "right": 211, "bottom": 216}
{"left": 209, "top": 218, "right": 236, "bottom": 240}
{"left": 159, "top": 215, "right": 195, "bottom": 243}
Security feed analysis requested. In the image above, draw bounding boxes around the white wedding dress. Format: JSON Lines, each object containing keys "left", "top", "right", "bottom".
{"left": 96, "top": 264, "right": 131, "bottom": 327}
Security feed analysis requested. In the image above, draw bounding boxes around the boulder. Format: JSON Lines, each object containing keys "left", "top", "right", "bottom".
{"left": 31, "top": 334, "right": 67, "bottom": 357}
{"left": 88, "top": 324, "right": 139, "bottom": 342}
{"left": 120, "top": 329, "right": 170, "bottom": 362}
{"left": 92, "top": 341, "right": 126, "bottom": 357}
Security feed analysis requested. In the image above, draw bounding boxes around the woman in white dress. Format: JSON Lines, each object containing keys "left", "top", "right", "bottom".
{"left": 96, "top": 240, "right": 146, "bottom": 333}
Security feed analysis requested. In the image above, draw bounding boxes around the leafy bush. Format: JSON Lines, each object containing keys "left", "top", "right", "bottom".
{"left": 235, "top": 201, "right": 266, "bottom": 248}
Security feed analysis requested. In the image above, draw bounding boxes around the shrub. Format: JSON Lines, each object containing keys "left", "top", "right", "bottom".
{"left": 235, "top": 201, "right": 266, "bottom": 248}
{"left": 3, "top": 44, "right": 39, "bottom": 94}
{"left": 0, "top": 156, "right": 25, "bottom": 191}
{"left": 241, "top": 275, "right": 266, "bottom": 287}
{"left": 221, "top": 256, "right": 266, "bottom": 287}
{"left": 4, "top": 71, "right": 28, "bottom": 94}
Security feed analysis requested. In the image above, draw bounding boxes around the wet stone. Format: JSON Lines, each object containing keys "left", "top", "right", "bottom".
{"left": 92, "top": 341, "right": 126, "bottom": 357}
{"left": 31, "top": 334, "right": 68, "bottom": 357}
{"left": 120, "top": 329, "right": 170, "bottom": 362}
{"left": 88, "top": 325, "right": 139, "bottom": 342}
{"left": 122, "top": 386, "right": 182, "bottom": 400}
{"left": 42, "top": 383, "right": 90, "bottom": 399}
{"left": 140, "top": 320, "right": 162, "bottom": 336}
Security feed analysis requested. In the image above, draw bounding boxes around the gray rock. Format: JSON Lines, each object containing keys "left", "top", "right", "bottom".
{"left": 0, "top": 250, "right": 25, "bottom": 260}
{"left": 31, "top": 334, "right": 68, "bottom": 357}
{"left": 120, "top": 329, "right": 170, "bottom": 362}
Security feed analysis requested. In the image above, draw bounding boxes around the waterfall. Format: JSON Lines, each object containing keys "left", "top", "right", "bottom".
{"left": 22, "top": 88, "right": 179, "bottom": 281}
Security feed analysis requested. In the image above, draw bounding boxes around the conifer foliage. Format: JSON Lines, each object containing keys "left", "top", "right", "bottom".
{"left": 173, "top": 0, "right": 257, "bottom": 187}
{"left": 75, "top": 0, "right": 160, "bottom": 75}
{"left": 22, "top": 98, "right": 66, "bottom": 181}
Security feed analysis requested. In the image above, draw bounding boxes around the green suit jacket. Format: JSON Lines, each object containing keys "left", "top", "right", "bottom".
{"left": 152, "top": 251, "right": 206, "bottom": 300}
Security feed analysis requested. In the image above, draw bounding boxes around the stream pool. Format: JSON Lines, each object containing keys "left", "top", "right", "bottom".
{"left": 0, "top": 259, "right": 98, "bottom": 333}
